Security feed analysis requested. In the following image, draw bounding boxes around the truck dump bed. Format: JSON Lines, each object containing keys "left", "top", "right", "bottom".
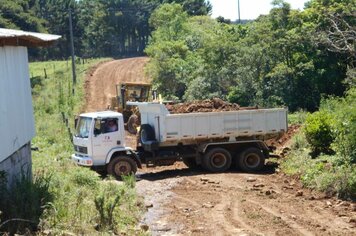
{"left": 132, "top": 103, "right": 288, "bottom": 143}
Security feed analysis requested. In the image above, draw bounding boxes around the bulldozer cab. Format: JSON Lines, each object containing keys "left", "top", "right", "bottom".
{"left": 110, "top": 82, "right": 152, "bottom": 124}
{"left": 120, "top": 82, "right": 151, "bottom": 107}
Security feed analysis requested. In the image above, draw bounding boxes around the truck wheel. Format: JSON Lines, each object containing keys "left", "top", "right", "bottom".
{"left": 203, "top": 148, "right": 232, "bottom": 172}
{"left": 183, "top": 158, "right": 199, "bottom": 169}
{"left": 107, "top": 156, "right": 137, "bottom": 179}
{"left": 127, "top": 114, "right": 139, "bottom": 134}
{"left": 139, "top": 124, "right": 155, "bottom": 144}
{"left": 237, "top": 147, "right": 265, "bottom": 172}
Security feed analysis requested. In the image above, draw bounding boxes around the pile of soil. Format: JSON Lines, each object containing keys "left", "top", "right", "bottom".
{"left": 265, "top": 124, "right": 301, "bottom": 151}
{"left": 166, "top": 98, "right": 248, "bottom": 114}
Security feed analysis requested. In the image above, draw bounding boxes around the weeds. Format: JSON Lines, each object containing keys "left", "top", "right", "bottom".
{"left": 281, "top": 131, "right": 356, "bottom": 200}
{"left": 0, "top": 171, "right": 53, "bottom": 234}
{"left": 282, "top": 89, "right": 356, "bottom": 200}
{"left": 94, "top": 175, "right": 141, "bottom": 233}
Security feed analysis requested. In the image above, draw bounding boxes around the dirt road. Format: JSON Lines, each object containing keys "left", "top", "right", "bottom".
{"left": 84, "top": 58, "right": 356, "bottom": 236}
{"left": 136, "top": 162, "right": 356, "bottom": 236}
{"left": 83, "top": 57, "right": 149, "bottom": 112}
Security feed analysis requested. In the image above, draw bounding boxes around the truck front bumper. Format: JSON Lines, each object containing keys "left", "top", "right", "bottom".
{"left": 71, "top": 153, "right": 93, "bottom": 166}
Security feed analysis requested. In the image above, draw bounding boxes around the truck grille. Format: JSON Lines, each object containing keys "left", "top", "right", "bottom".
{"left": 74, "top": 145, "right": 88, "bottom": 154}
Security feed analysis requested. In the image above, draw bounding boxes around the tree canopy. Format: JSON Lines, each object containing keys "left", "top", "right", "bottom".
{"left": 145, "top": 0, "right": 355, "bottom": 111}
{"left": 0, "top": 0, "right": 212, "bottom": 59}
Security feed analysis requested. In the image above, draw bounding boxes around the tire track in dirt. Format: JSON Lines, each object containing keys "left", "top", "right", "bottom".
{"left": 154, "top": 172, "right": 356, "bottom": 236}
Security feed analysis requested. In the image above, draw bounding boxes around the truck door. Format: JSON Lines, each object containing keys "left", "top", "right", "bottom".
{"left": 92, "top": 117, "right": 123, "bottom": 165}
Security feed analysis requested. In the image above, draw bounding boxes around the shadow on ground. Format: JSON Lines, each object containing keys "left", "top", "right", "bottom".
{"left": 136, "top": 161, "right": 279, "bottom": 181}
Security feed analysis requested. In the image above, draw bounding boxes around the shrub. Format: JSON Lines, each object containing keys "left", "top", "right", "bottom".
{"left": 304, "top": 111, "right": 335, "bottom": 156}
{"left": 94, "top": 175, "right": 139, "bottom": 233}
{"left": 330, "top": 88, "right": 356, "bottom": 164}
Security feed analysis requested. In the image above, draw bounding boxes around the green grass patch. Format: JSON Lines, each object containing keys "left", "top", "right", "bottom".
{"left": 281, "top": 130, "right": 356, "bottom": 200}
{"left": 0, "top": 59, "right": 145, "bottom": 235}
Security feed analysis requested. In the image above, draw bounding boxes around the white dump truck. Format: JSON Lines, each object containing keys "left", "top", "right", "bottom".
{"left": 72, "top": 103, "right": 288, "bottom": 178}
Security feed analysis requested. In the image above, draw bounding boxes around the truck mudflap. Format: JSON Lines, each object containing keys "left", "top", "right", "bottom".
{"left": 71, "top": 153, "right": 93, "bottom": 166}
{"left": 106, "top": 147, "right": 142, "bottom": 168}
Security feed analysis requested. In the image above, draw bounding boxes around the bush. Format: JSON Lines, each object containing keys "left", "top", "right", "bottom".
{"left": 329, "top": 88, "right": 356, "bottom": 164}
{"left": 304, "top": 111, "right": 335, "bottom": 156}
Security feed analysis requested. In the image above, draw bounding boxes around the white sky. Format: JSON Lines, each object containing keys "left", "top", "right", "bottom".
{"left": 210, "top": 0, "right": 310, "bottom": 20}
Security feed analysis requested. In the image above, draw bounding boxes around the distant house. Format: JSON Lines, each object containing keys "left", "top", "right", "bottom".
{"left": 0, "top": 28, "right": 60, "bottom": 186}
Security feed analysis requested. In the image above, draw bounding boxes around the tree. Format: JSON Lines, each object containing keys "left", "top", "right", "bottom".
{"left": 0, "top": 0, "right": 46, "bottom": 32}
{"left": 146, "top": 0, "right": 353, "bottom": 112}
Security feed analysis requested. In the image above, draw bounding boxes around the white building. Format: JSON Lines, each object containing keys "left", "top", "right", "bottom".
{"left": 0, "top": 28, "right": 60, "bottom": 186}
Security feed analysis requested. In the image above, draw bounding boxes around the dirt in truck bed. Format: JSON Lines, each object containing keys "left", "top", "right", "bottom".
{"left": 166, "top": 98, "right": 259, "bottom": 114}
{"left": 84, "top": 59, "right": 356, "bottom": 236}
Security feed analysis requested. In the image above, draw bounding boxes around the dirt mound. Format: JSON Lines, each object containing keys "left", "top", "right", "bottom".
{"left": 166, "top": 98, "right": 248, "bottom": 114}
{"left": 265, "top": 124, "right": 301, "bottom": 157}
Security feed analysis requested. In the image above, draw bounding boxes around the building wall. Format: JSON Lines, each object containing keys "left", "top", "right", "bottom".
{"left": 0, "top": 46, "right": 35, "bottom": 162}
{"left": 0, "top": 46, "right": 35, "bottom": 185}
{"left": 0, "top": 142, "right": 32, "bottom": 187}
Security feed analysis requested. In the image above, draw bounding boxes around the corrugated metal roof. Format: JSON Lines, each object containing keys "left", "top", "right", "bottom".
{"left": 0, "top": 28, "right": 61, "bottom": 47}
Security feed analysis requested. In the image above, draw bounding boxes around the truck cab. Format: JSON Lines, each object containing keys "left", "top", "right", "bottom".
{"left": 72, "top": 111, "right": 141, "bottom": 178}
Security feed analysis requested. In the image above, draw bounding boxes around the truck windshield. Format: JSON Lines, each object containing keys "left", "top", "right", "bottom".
{"left": 75, "top": 117, "right": 92, "bottom": 138}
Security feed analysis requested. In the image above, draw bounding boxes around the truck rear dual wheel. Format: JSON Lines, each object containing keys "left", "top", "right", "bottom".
{"left": 107, "top": 156, "right": 137, "bottom": 179}
{"left": 202, "top": 148, "right": 232, "bottom": 172}
{"left": 237, "top": 147, "right": 265, "bottom": 172}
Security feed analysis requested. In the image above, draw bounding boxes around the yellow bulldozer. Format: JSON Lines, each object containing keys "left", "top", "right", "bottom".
{"left": 110, "top": 82, "right": 154, "bottom": 134}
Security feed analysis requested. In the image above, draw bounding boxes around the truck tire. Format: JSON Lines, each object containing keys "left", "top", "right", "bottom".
{"left": 107, "top": 156, "right": 137, "bottom": 179}
{"left": 127, "top": 114, "right": 139, "bottom": 134}
{"left": 139, "top": 124, "right": 155, "bottom": 144}
{"left": 183, "top": 158, "right": 199, "bottom": 169}
{"left": 202, "top": 148, "right": 232, "bottom": 172}
{"left": 237, "top": 147, "right": 265, "bottom": 172}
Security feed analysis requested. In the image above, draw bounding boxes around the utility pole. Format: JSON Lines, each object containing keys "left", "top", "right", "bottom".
{"left": 238, "top": 0, "right": 241, "bottom": 24}
{"left": 69, "top": 9, "right": 76, "bottom": 88}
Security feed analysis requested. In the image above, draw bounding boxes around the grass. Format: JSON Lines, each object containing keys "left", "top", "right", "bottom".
{"left": 0, "top": 58, "right": 146, "bottom": 235}
{"left": 281, "top": 129, "right": 356, "bottom": 200}
{"left": 288, "top": 110, "right": 307, "bottom": 125}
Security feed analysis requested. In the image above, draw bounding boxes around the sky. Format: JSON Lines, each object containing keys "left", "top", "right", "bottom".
{"left": 210, "top": 0, "right": 310, "bottom": 20}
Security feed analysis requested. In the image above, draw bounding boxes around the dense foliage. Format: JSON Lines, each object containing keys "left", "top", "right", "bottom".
{"left": 282, "top": 87, "right": 356, "bottom": 199}
{"left": 0, "top": 0, "right": 211, "bottom": 60}
{"left": 304, "top": 111, "right": 335, "bottom": 156}
{"left": 146, "top": 0, "right": 355, "bottom": 111}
